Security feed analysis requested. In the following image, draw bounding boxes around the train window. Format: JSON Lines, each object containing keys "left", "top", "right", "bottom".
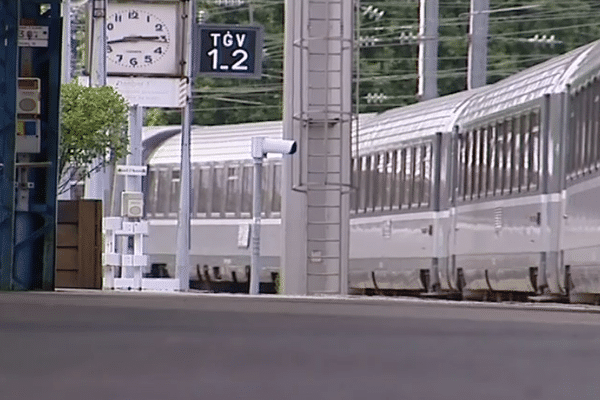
{"left": 406, "top": 147, "right": 415, "bottom": 208}
{"left": 469, "top": 131, "right": 476, "bottom": 199}
{"left": 530, "top": 111, "right": 540, "bottom": 190}
{"left": 169, "top": 169, "right": 180, "bottom": 216}
{"left": 385, "top": 151, "right": 395, "bottom": 210}
{"left": 458, "top": 133, "right": 466, "bottom": 200}
{"left": 241, "top": 165, "right": 253, "bottom": 216}
{"left": 522, "top": 115, "right": 531, "bottom": 190}
{"left": 261, "top": 163, "right": 272, "bottom": 217}
{"left": 376, "top": 153, "right": 386, "bottom": 211}
{"left": 421, "top": 144, "right": 431, "bottom": 207}
{"left": 488, "top": 125, "right": 497, "bottom": 196}
{"left": 465, "top": 131, "right": 474, "bottom": 200}
{"left": 567, "top": 97, "right": 576, "bottom": 178}
{"left": 212, "top": 166, "right": 224, "bottom": 217}
{"left": 189, "top": 167, "right": 198, "bottom": 217}
{"left": 146, "top": 169, "right": 157, "bottom": 217}
{"left": 472, "top": 129, "right": 480, "bottom": 199}
{"left": 592, "top": 80, "right": 600, "bottom": 170}
{"left": 370, "top": 154, "right": 379, "bottom": 212}
{"left": 411, "top": 147, "right": 420, "bottom": 207}
{"left": 580, "top": 89, "right": 589, "bottom": 174}
{"left": 477, "top": 129, "right": 484, "bottom": 198}
{"left": 584, "top": 88, "right": 591, "bottom": 173}
{"left": 496, "top": 121, "right": 506, "bottom": 194}
{"left": 585, "top": 88, "right": 594, "bottom": 174}
{"left": 586, "top": 84, "right": 597, "bottom": 173}
{"left": 575, "top": 91, "right": 585, "bottom": 176}
{"left": 155, "top": 168, "right": 170, "bottom": 216}
{"left": 509, "top": 117, "right": 519, "bottom": 193}
{"left": 359, "top": 156, "right": 368, "bottom": 212}
{"left": 485, "top": 126, "right": 494, "bottom": 197}
{"left": 225, "top": 166, "right": 239, "bottom": 216}
{"left": 362, "top": 155, "right": 371, "bottom": 212}
{"left": 491, "top": 124, "right": 500, "bottom": 196}
{"left": 351, "top": 157, "right": 358, "bottom": 213}
{"left": 197, "top": 166, "right": 210, "bottom": 216}
{"left": 505, "top": 121, "right": 514, "bottom": 194}
{"left": 272, "top": 163, "right": 282, "bottom": 214}
{"left": 394, "top": 149, "right": 405, "bottom": 210}
{"left": 518, "top": 115, "right": 527, "bottom": 191}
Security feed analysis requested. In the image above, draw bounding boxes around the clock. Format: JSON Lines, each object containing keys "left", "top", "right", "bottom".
{"left": 105, "top": 2, "right": 181, "bottom": 76}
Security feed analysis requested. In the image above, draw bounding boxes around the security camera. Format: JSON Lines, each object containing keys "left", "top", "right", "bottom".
{"left": 252, "top": 137, "right": 297, "bottom": 158}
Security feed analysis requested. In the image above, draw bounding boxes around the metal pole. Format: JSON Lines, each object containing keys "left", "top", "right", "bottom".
{"left": 467, "top": 0, "right": 489, "bottom": 89}
{"left": 85, "top": 0, "right": 107, "bottom": 201}
{"left": 58, "top": 0, "right": 72, "bottom": 201}
{"left": 250, "top": 156, "right": 262, "bottom": 295}
{"left": 90, "top": 0, "right": 106, "bottom": 87}
{"left": 126, "top": 104, "right": 143, "bottom": 193}
{"left": 175, "top": 0, "right": 194, "bottom": 292}
{"left": 175, "top": 105, "right": 191, "bottom": 291}
{"left": 120, "top": 104, "right": 143, "bottom": 279}
{"left": 62, "top": 0, "right": 71, "bottom": 83}
{"left": 418, "top": 0, "right": 439, "bottom": 101}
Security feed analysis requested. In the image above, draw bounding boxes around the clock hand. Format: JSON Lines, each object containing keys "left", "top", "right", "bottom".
{"left": 107, "top": 35, "right": 168, "bottom": 44}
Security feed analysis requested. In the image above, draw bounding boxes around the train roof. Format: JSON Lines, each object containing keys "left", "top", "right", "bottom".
{"left": 147, "top": 120, "right": 282, "bottom": 165}
{"left": 457, "top": 40, "right": 599, "bottom": 124}
{"left": 146, "top": 115, "right": 377, "bottom": 165}
{"left": 566, "top": 39, "right": 600, "bottom": 92}
{"left": 354, "top": 90, "right": 478, "bottom": 154}
{"left": 146, "top": 39, "right": 600, "bottom": 164}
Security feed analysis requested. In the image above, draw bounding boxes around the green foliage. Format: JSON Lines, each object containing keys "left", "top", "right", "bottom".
{"left": 144, "top": 107, "right": 181, "bottom": 126}
{"left": 69, "top": 1, "right": 600, "bottom": 125}
{"left": 194, "top": 1, "right": 284, "bottom": 125}
{"left": 357, "top": 0, "right": 600, "bottom": 112}
{"left": 59, "top": 81, "right": 129, "bottom": 179}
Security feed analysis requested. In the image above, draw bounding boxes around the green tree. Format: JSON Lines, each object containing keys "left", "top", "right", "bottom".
{"left": 144, "top": 107, "right": 181, "bottom": 126}
{"left": 193, "top": 1, "right": 284, "bottom": 125}
{"left": 59, "top": 81, "right": 129, "bottom": 193}
{"left": 71, "top": 1, "right": 600, "bottom": 124}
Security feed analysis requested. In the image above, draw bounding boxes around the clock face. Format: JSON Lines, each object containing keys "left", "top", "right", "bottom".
{"left": 105, "top": 3, "right": 180, "bottom": 75}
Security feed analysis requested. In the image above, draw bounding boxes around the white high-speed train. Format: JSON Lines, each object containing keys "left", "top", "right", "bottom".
{"left": 143, "top": 38, "right": 600, "bottom": 303}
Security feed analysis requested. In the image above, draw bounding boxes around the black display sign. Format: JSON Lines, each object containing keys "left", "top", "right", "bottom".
{"left": 194, "top": 24, "right": 263, "bottom": 79}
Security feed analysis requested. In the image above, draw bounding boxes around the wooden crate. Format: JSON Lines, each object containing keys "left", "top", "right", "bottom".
{"left": 56, "top": 200, "right": 102, "bottom": 289}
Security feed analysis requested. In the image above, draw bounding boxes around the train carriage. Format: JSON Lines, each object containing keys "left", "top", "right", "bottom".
{"left": 144, "top": 121, "right": 286, "bottom": 283}
{"left": 560, "top": 41, "right": 600, "bottom": 302}
{"left": 141, "top": 38, "right": 600, "bottom": 303}
{"left": 450, "top": 40, "right": 600, "bottom": 301}
{"left": 348, "top": 91, "right": 478, "bottom": 293}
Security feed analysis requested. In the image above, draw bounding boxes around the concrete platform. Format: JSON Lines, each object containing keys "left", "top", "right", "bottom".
{"left": 1, "top": 290, "right": 600, "bottom": 399}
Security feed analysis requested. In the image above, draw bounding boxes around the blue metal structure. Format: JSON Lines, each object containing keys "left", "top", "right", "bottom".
{"left": 0, "top": 0, "right": 62, "bottom": 290}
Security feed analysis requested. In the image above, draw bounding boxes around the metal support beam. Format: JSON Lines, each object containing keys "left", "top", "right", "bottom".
{"left": 0, "top": 0, "right": 19, "bottom": 290}
{"left": 175, "top": 0, "right": 194, "bottom": 292}
{"left": 282, "top": 0, "right": 353, "bottom": 295}
{"left": 1, "top": 0, "right": 62, "bottom": 290}
{"left": 418, "top": 0, "right": 439, "bottom": 100}
{"left": 467, "top": 0, "right": 489, "bottom": 89}
{"left": 85, "top": 0, "right": 107, "bottom": 201}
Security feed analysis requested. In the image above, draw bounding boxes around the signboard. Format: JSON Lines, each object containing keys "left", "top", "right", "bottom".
{"left": 195, "top": 24, "right": 263, "bottom": 79}
{"left": 18, "top": 25, "right": 49, "bottom": 47}
{"left": 116, "top": 165, "right": 148, "bottom": 176}
{"left": 78, "top": 76, "right": 187, "bottom": 108}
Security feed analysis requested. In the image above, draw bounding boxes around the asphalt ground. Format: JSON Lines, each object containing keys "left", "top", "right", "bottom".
{"left": 1, "top": 291, "right": 600, "bottom": 400}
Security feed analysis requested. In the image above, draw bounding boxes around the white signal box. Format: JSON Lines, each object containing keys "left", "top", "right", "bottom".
{"left": 121, "top": 191, "right": 144, "bottom": 218}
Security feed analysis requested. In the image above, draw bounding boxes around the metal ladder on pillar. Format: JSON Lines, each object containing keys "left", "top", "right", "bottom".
{"left": 292, "top": 0, "right": 352, "bottom": 295}
{"left": 303, "top": 120, "right": 345, "bottom": 295}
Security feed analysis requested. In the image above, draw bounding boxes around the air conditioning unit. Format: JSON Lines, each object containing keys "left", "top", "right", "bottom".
{"left": 17, "top": 77, "right": 41, "bottom": 115}
{"left": 121, "top": 191, "right": 144, "bottom": 218}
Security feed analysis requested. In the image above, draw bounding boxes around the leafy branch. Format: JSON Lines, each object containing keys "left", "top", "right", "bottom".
{"left": 59, "top": 81, "right": 129, "bottom": 193}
